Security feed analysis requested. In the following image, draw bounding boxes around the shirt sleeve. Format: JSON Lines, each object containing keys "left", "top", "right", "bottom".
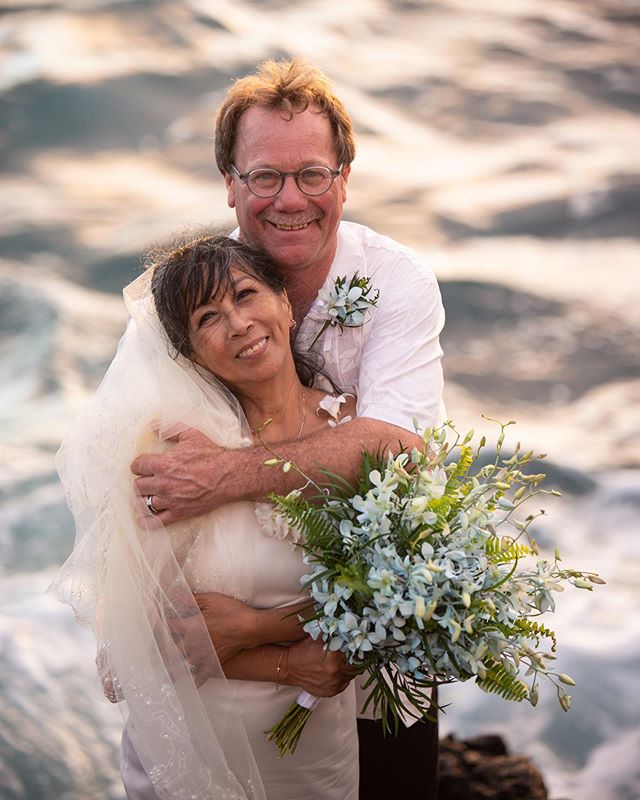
{"left": 356, "top": 254, "right": 446, "bottom": 433}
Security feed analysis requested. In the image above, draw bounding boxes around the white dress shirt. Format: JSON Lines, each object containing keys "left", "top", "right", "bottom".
{"left": 296, "top": 220, "right": 446, "bottom": 432}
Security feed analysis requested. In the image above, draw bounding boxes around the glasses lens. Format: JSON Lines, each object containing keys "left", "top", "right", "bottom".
{"left": 247, "top": 169, "right": 282, "bottom": 197}
{"left": 297, "top": 167, "right": 334, "bottom": 196}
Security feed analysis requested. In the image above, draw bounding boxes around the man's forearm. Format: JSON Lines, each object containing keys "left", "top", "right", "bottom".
{"left": 132, "top": 417, "right": 422, "bottom": 523}
{"left": 222, "top": 417, "right": 421, "bottom": 505}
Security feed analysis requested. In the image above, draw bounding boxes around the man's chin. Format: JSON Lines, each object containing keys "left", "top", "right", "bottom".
{"left": 263, "top": 242, "right": 318, "bottom": 271}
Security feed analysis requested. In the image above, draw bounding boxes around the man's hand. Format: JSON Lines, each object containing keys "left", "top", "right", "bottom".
{"left": 131, "top": 428, "right": 238, "bottom": 524}
{"left": 284, "top": 637, "right": 357, "bottom": 697}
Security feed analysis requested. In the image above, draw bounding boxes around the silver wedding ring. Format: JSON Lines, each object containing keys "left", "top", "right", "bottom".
{"left": 145, "top": 495, "right": 160, "bottom": 515}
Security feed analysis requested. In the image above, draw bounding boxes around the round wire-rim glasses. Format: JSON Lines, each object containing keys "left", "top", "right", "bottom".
{"left": 230, "top": 164, "right": 344, "bottom": 198}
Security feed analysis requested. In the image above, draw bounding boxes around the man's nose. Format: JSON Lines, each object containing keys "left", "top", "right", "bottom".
{"left": 274, "top": 174, "right": 308, "bottom": 209}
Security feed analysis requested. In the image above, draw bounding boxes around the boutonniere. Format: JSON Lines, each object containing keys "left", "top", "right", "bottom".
{"left": 309, "top": 273, "right": 379, "bottom": 348}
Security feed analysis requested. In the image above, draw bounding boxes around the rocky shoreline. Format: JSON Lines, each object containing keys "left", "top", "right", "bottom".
{"left": 440, "top": 734, "right": 554, "bottom": 800}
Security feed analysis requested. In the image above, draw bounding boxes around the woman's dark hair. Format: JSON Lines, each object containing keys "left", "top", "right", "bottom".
{"left": 146, "top": 232, "right": 322, "bottom": 387}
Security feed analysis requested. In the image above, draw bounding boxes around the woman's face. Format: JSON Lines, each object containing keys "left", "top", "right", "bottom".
{"left": 188, "top": 266, "right": 294, "bottom": 395}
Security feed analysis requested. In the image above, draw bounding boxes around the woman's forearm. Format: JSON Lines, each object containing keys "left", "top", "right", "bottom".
{"left": 252, "top": 601, "right": 312, "bottom": 647}
{"left": 222, "top": 637, "right": 354, "bottom": 697}
{"left": 194, "top": 593, "right": 310, "bottom": 665}
{"left": 222, "top": 644, "right": 289, "bottom": 684}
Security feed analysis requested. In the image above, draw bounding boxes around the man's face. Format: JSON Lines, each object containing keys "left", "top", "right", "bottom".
{"left": 224, "top": 106, "right": 350, "bottom": 282}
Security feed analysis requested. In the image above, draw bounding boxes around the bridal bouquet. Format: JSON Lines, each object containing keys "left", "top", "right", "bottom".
{"left": 265, "top": 420, "right": 604, "bottom": 756}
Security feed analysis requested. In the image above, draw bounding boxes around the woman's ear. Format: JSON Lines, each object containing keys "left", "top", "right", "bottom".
{"left": 281, "top": 290, "right": 294, "bottom": 325}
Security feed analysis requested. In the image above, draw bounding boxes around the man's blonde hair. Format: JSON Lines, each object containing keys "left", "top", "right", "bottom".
{"left": 214, "top": 58, "right": 356, "bottom": 173}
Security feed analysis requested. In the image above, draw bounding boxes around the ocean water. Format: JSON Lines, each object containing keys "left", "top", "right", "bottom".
{"left": 2, "top": 1, "right": 639, "bottom": 798}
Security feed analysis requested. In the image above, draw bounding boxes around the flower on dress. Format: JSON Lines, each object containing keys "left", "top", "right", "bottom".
{"left": 309, "top": 273, "right": 379, "bottom": 348}
{"left": 317, "top": 393, "right": 354, "bottom": 427}
{"left": 254, "top": 502, "right": 303, "bottom": 544}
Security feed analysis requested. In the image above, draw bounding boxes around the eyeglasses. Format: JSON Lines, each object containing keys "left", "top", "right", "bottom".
{"left": 230, "top": 164, "right": 343, "bottom": 198}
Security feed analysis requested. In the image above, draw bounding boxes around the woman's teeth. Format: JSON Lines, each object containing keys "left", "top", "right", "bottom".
{"left": 237, "top": 337, "right": 267, "bottom": 358}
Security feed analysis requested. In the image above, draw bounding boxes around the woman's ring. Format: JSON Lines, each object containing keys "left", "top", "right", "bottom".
{"left": 146, "top": 495, "right": 160, "bottom": 515}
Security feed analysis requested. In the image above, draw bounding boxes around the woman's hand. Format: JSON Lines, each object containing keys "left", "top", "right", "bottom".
{"left": 283, "top": 637, "right": 357, "bottom": 697}
{"left": 166, "top": 611, "right": 222, "bottom": 686}
{"left": 195, "top": 592, "right": 311, "bottom": 662}
{"left": 194, "top": 592, "right": 260, "bottom": 664}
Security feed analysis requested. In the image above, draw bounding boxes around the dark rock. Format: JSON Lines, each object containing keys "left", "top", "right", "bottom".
{"left": 439, "top": 734, "right": 548, "bottom": 800}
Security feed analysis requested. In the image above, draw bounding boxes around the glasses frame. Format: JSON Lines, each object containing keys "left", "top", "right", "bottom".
{"left": 229, "top": 164, "right": 344, "bottom": 198}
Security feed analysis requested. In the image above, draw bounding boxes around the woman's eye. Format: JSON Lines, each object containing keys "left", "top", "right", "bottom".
{"left": 237, "top": 288, "right": 257, "bottom": 301}
{"left": 197, "top": 310, "right": 218, "bottom": 327}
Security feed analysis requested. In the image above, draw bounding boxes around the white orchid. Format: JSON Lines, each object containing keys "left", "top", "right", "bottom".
{"left": 309, "top": 273, "right": 379, "bottom": 348}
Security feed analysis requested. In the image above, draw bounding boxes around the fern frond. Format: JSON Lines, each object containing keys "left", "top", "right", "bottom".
{"left": 485, "top": 536, "right": 501, "bottom": 555}
{"left": 513, "top": 619, "right": 558, "bottom": 651}
{"left": 488, "top": 542, "right": 532, "bottom": 564}
{"left": 447, "top": 445, "right": 474, "bottom": 486}
{"left": 476, "top": 661, "right": 529, "bottom": 703}
{"left": 476, "top": 659, "right": 528, "bottom": 702}
{"left": 270, "top": 490, "right": 308, "bottom": 522}
{"left": 271, "top": 495, "right": 342, "bottom": 559}
{"left": 426, "top": 496, "right": 456, "bottom": 521}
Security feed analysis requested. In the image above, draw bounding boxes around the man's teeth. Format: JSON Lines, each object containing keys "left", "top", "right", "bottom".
{"left": 238, "top": 338, "right": 267, "bottom": 358}
{"left": 274, "top": 221, "right": 310, "bottom": 230}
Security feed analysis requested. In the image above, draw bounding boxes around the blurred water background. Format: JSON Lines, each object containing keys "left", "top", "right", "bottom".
{"left": 1, "top": 1, "right": 639, "bottom": 798}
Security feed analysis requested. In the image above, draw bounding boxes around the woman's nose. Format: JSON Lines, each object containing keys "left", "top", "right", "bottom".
{"left": 226, "top": 307, "right": 253, "bottom": 336}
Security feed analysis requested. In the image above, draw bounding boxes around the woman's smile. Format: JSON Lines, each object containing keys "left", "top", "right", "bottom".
{"left": 236, "top": 336, "right": 269, "bottom": 359}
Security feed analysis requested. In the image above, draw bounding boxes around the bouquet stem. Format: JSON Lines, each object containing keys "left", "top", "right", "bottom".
{"left": 266, "top": 691, "right": 320, "bottom": 757}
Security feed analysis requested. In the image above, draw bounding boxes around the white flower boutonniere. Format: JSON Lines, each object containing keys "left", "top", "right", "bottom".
{"left": 309, "top": 273, "right": 379, "bottom": 348}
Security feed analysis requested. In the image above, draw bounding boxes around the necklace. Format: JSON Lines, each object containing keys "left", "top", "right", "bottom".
{"left": 251, "top": 388, "right": 307, "bottom": 443}
{"left": 296, "top": 390, "right": 306, "bottom": 440}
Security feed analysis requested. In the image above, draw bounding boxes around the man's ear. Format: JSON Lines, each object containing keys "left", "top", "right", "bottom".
{"left": 223, "top": 170, "right": 236, "bottom": 209}
{"left": 340, "top": 164, "right": 351, "bottom": 203}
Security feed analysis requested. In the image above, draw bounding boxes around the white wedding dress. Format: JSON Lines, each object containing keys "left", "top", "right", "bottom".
{"left": 121, "top": 423, "right": 359, "bottom": 800}
{"left": 184, "top": 498, "right": 359, "bottom": 800}
{"left": 121, "top": 494, "right": 359, "bottom": 800}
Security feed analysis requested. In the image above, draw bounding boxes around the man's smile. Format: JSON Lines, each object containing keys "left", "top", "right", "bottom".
{"left": 264, "top": 211, "right": 323, "bottom": 231}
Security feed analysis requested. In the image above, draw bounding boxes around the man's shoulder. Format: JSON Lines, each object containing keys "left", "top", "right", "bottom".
{"left": 338, "top": 221, "right": 437, "bottom": 286}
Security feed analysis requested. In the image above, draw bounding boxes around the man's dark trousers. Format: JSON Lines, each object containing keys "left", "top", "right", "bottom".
{"left": 357, "top": 703, "right": 439, "bottom": 799}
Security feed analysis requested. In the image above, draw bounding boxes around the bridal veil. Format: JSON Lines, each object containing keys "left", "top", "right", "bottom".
{"left": 50, "top": 270, "right": 267, "bottom": 800}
